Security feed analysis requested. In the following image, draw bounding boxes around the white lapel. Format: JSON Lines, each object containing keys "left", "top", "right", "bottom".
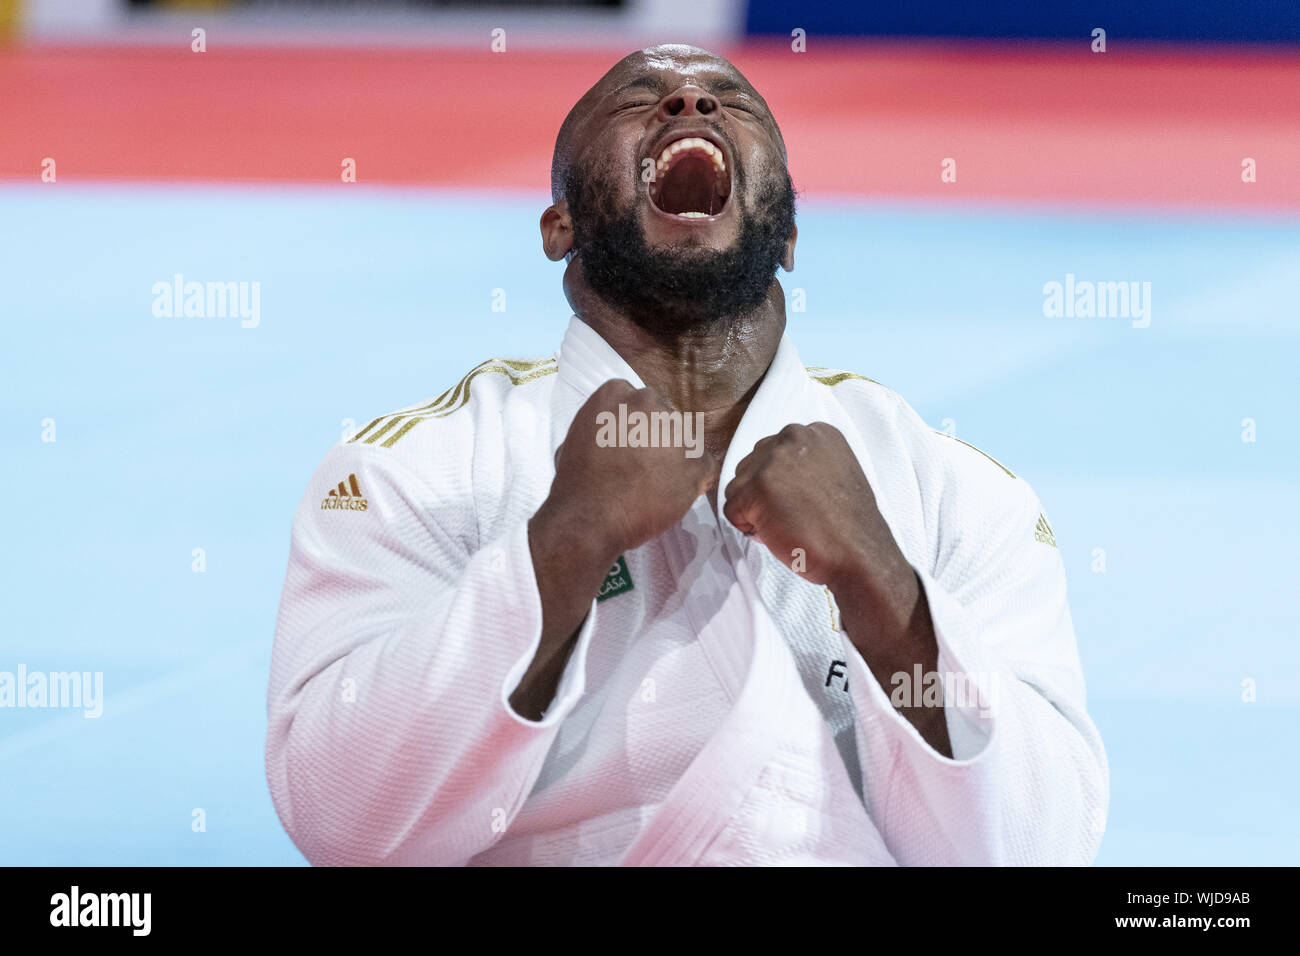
{"left": 714, "top": 334, "right": 821, "bottom": 568}
{"left": 551, "top": 314, "right": 645, "bottom": 463}
{"left": 714, "top": 332, "right": 898, "bottom": 547}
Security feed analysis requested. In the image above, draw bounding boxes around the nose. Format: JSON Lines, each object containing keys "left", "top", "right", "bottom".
{"left": 656, "top": 85, "right": 719, "bottom": 120}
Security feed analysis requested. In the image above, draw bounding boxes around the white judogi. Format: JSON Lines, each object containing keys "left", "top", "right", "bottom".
{"left": 265, "top": 315, "right": 1108, "bottom": 866}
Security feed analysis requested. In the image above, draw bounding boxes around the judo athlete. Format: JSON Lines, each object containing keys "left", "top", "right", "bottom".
{"left": 266, "top": 44, "right": 1108, "bottom": 866}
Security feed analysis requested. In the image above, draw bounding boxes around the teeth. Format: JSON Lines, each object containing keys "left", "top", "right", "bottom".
{"left": 654, "top": 137, "right": 726, "bottom": 173}
{"left": 677, "top": 211, "right": 710, "bottom": 218}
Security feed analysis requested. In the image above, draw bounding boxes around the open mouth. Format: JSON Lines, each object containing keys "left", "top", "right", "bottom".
{"left": 647, "top": 135, "right": 732, "bottom": 219}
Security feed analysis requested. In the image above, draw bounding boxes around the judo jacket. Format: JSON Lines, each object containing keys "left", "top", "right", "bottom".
{"left": 266, "top": 315, "right": 1109, "bottom": 866}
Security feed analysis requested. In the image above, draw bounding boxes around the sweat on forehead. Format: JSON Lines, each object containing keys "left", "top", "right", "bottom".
{"left": 549, "top": 44, "right": 776, "bottom": 203}
{"left": 606, "top": 44, "right": 744, "bottom": 88}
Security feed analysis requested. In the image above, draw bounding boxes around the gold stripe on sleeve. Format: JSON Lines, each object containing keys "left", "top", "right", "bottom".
{"left": 348, "top": 357, "right": 557, "bottom": 448}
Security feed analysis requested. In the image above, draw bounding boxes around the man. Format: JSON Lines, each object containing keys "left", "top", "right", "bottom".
{"left": 266, "top": 44, "right": 1108, "bottom": 866}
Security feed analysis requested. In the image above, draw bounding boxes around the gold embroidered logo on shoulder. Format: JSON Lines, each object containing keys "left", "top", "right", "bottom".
{"left": 1034, "top": 512, "right": 1057, "bottom": 548}
{"left": 805, "top": 365, "right": 882, "bottom": 388}
{"left": 321, "top": 473, "right": 368, "bottom": 512}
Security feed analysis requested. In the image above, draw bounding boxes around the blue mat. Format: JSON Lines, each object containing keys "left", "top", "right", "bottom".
{"left": 2, "top": 183, "right": 1296, "bottom": 864}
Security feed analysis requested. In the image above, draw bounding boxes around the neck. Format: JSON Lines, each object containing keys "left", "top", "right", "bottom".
{"left": 566, "top": 273, "right": 787, "bottom": 459}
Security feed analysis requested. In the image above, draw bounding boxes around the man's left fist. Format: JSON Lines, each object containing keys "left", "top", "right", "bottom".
{"left": 725, "top": 422, "right": 944, "bottom": 751}
{"left": 722, "top": 421, "right": 898, "bottom": 589}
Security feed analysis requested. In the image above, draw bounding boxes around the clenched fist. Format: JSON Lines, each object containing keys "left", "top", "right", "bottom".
{"left": 516, "top": 379, "right": 712, "bottom": 718}
{"left": 544, "top": 378, "right": 713, "bottom": 567}
{"left": 722, "top": 420, "right": 947, "bottom": 753}
{"left": 722, "top": 421, "right": 901, "bottom": 591}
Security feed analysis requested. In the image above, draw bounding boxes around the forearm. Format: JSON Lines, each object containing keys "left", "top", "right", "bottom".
{"left": 510, "top": 497, "right": 620, "bottom": 720}
{"left": 829, "top": 554, "right": 952, "bottom": 758}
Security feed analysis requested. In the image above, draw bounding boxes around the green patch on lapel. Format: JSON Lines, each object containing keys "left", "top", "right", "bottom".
{"left": 596, "top": 554, "right": 634, "bottom": 603}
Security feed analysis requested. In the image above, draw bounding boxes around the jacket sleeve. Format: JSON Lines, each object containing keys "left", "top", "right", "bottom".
{"left": 842, "top": 415, "right": 1109, "bottom": 866}
{"left": 265, "top": 443, "right": 598, "bottom": 866}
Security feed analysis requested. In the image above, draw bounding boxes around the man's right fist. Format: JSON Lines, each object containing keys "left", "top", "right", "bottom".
{"left": 542, "top": 379, "right": 713, "bottom": 562}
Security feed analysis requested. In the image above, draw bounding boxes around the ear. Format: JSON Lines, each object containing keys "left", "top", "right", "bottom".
{"left": 541, "top": 201, "right": 573, "bottom": 262}
{"left": 781, "top": 222, "right": 797, "bottom": 272}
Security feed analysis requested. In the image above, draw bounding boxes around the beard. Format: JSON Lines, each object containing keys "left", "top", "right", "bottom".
{"left": 564, "top": 155, "right": 796, "bottom": 338}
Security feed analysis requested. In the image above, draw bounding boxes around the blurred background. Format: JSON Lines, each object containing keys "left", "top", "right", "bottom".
{"left": 1, "top": 0, "right": 1298, "bottom": 866}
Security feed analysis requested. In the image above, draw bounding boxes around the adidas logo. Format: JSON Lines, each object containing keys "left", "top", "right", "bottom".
{"left": 1033, "top": 513, "right": 1057, "bottom": 548}
{"left": 321, "top": 474, "right": 368, "bottom": 511}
